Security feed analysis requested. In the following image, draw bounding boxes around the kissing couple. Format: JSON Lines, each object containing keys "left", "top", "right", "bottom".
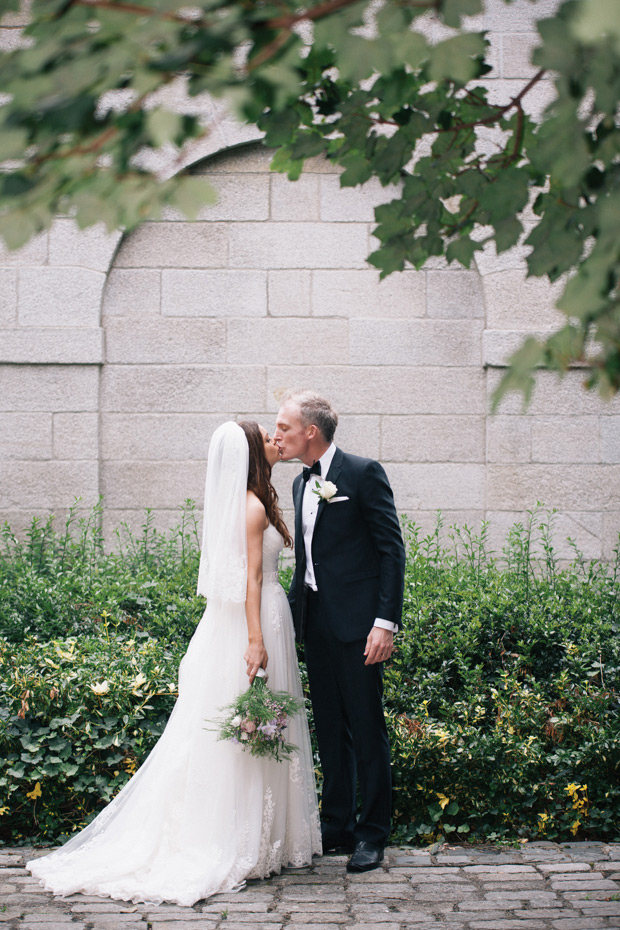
{"left": 28, "top": 390, "right": 406, "bottom": 905}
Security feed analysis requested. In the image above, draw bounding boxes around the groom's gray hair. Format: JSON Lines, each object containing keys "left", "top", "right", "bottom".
{"left": 281, "top": 390, "right": 338, "bottom": 443}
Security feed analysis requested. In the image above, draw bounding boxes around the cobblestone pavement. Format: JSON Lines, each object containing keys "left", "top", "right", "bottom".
{"left": 2, "top": 843, "right": 620, "bottom": 930}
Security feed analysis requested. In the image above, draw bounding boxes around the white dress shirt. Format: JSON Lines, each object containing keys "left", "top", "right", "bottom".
{"left": 301, "top": 444, "right": 398, "bottom": 634}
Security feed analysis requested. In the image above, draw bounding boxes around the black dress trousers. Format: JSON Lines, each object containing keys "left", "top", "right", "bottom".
{"left": 303, "top": 587, "right": 392, "bottom": 847}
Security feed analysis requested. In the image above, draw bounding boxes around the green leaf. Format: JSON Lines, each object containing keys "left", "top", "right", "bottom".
{"left": 441, "top": 0, "right": 484, "bottom": 29}
{"left": 570, "top": 0, "right": 620, "bottom": 54}
{"left": 429, "top": 33, "right": 486, "bottom": 84}
{"left": 167, "top": 177, "right": 217, "bottom": 220}
{"left": 491, "top": 336, "right": 545, "bottom": 412}
{"left": 0, "top": 128, "right": 28, "bottom": 160}
{"left": 290, "top": 131, "right": 326, "bottom": 160}
{"left": 479, "top": 168, "right": 530, "bottom": 222}
{"left": 446, "top": 236, "right": 483, "bottom": 268}
{"left": 339, "top": 152, "right": 373, "bottom": 188}
{"left": 270, "top": 146, "right": 304, "bottom": 181}
{"left": 146, "top": 109, "right": 182, "bottom": 149}
{"left": 74, "top": 193, "right": 118, "bottom": 232}
{"left": 389, "top": 29, "right": 429, "bottom": 71}
{"left": 534, "top": 15, "right": 578, "bottom": 71}
{"left": 260, "top": 107, "right": 302, "bottom": 147}
{"left": 494, "top": 216, "right": 523, "bottom": 253}
{"left": 0, "top": 210, "right": 37, "bottom": 250}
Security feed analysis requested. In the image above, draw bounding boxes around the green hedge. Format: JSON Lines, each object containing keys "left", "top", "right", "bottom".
{"left": 1, "top": 503, "right": 619, "bottom": 846}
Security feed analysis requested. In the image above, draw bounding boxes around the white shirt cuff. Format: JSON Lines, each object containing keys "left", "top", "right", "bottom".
{"left": 373, "top": 618, "right": 399, "bottom": 633}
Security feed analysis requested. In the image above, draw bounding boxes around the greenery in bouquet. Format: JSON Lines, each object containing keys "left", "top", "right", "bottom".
{"left": 216, "top": 672, "right": 303, "bottom": 763}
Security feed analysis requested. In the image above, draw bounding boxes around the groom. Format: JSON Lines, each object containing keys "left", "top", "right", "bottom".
{"left": 274, "top": 390, "right": 406, "bottom": 873}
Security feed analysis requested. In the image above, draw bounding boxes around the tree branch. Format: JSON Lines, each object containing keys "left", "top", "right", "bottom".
{"left": 247, "top": 29, "right": 294, "bottom": 72}
{"left": 438, "top": 68, "right": 547, "bottom": 135}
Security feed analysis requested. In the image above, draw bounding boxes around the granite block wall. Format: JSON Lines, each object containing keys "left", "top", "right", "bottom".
{"left": 1, "top": 0, "right": 618, "bottom": 559}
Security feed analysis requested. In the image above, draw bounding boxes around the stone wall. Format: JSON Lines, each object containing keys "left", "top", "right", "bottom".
{"left": 1, "top": 0, "right": 619, "bottom": 560}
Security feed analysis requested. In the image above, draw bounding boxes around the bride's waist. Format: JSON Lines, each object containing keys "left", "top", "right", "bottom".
{"left": 262, "top": 571, "right": 280, "bottom": 585}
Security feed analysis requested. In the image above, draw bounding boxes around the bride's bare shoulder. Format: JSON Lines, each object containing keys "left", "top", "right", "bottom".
{"left": 246, "top": 490, "right": 268, "bottom": 529}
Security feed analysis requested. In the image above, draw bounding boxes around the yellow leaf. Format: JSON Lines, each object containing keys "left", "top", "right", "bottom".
{"left": 436, "top": 792, "right": 450, "bottom": 810}
{"left": 26, "top": 782, "right": 42, "bottom": 800}
{"left": 0, "top": 806, "right": 9, "bottom": 815}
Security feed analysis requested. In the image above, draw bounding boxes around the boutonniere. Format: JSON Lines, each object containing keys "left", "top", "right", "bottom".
{"left": 312, "top": 480, "right": 349, "bottom": 504}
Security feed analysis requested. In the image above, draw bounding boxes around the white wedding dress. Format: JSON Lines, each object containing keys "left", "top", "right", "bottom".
{"left": 28, "top": 523, "right": 322, "bottom": 905}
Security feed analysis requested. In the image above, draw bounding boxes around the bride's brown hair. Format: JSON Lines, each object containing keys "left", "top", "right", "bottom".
{"left": 239, "top": 421, "right": 293, "bottom": 548}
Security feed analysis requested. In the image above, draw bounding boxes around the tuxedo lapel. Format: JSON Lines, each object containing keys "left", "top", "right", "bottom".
{"left": 313, "top": 447, "right": 345, "bottom": 534}
{"left": 294, "top": 474, "right": 306, "bottom": 567}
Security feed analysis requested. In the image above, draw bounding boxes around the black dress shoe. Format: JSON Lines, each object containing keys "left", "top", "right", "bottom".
{"left": 346, "top": 840, "right": 384, "bottom": 873}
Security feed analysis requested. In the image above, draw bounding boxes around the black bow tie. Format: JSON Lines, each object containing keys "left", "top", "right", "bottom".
{"left": 302, "top": 461, "right": 321, "bottom": 483}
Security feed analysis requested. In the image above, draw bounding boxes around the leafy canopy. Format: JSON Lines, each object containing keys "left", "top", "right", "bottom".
{"left": 1, "top": 0, "right": 620, "bottom": 404}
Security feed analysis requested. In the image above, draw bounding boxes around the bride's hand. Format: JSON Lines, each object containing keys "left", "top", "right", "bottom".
{"left": 244, "top": 640, "right": 268, "bottom": 683}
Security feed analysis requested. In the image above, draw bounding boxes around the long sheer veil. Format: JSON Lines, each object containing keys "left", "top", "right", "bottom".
{"left": 197, "top": 422, "right": 248, "bottom": 603}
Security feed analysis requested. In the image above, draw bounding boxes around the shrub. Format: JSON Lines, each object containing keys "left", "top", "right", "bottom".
{"left": 387, "top": 513, "right": 620, "bottom": 844}
{"left": 1, "top": 503, "right": 619, "bottom": 845}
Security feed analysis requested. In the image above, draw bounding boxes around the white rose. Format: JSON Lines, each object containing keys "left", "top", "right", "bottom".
{"left": 231, "top": 715, "right": 242, "bottom": 727}
{"left": 321, "top": 481, "right": 338, "bottom": 500}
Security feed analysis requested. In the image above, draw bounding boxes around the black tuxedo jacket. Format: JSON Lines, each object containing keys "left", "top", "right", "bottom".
{"left": 288, "top": 448, "right": 406, "bottom": 643}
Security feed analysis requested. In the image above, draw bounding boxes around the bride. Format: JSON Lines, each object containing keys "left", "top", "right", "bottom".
{"left": 28, "top": 421, "right": 322, "bottom": 905}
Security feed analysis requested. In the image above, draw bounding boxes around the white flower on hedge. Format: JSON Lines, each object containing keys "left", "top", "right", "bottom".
{"left": 313, "top": 480, "right": 338, "bottom": 501}
{"left": 91, "top": 680, "right": 110, "bottom": 695}
{"left": 131, "top": 672, "right": 147, "bottom": 690}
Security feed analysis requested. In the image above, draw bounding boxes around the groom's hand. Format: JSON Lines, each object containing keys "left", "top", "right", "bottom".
{"left": 364, "top": 627, "right": 394, "bottom": 666}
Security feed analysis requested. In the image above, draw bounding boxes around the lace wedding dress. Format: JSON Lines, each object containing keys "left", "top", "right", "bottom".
{"left": 28, "top": 523, "right": 322, "bottom": 905}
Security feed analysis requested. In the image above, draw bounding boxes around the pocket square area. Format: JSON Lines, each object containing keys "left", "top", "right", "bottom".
{"left": 327, "top": 496, "right": 349, "bottom": 503}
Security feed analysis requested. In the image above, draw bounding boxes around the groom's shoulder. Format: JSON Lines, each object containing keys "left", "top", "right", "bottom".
{"left": 339, "top": 450, "right": 385, "bottom": 474}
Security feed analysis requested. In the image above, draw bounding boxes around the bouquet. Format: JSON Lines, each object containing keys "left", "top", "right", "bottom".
{"left": 216, "top": 670, "right": 303, "bottom": 762}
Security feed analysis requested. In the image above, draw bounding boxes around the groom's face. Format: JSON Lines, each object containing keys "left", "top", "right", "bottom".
{"left": 274, "top": 402, "right": 312, "bottom": 464}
